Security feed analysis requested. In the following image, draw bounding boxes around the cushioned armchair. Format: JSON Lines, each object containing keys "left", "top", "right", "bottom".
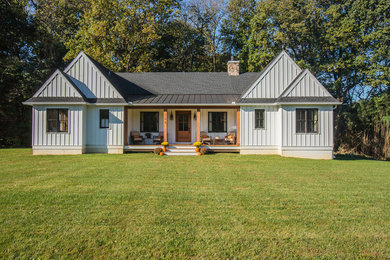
{"left": 201, "top": 132, "right": 212, "bottom": 145}
{"left": 224, "top": 132, "right": 236, "bottom": 145}
{"left": 153, "top": 132, "right": 163, "bottom": 144}
{"left": 131, "top": 131, "right": 144, "bottom": 144}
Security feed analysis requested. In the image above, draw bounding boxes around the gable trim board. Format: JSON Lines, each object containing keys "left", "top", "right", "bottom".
{"left": 24, "top": 51, "right": 341, "bottom": 159}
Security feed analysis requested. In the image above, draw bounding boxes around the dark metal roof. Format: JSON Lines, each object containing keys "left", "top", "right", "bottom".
{"left": 25, "top": 97, "right": 86, "bottom": 103}
{"left": 88, "top": 98, "right": 127, "bottom": 104}
{"left": 129, "top": 94, "right": 240, "bottom": 104}
{"left": 277, "top": 96, "right": 340, "bottom": 103}
{"left": 24, "top": 97, "right": 127, "bottom": 104}
{"left": 237, "top": 98, "right": 277, "bottom": 104}
{"left": 237, "top": 96, "right": 340, "bottom": 104}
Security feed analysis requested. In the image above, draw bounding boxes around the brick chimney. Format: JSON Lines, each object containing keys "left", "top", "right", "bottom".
{"left": 227, "top": 56, "right": 239, "bottom": 76}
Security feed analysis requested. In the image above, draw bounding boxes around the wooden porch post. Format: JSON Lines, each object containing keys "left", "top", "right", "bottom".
{"left": 163, "top": 108, "right": 168, "bottom": 142}
{"left": 236, "top": 107, "right": 240, "bottom": 146}
{"left": 196, "top": 108, "right": 201, "bottom": 142}
{"left": 124, "top": 107, "right": 128, "bottom": 145}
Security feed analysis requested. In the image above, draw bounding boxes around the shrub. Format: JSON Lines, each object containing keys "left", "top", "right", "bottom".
{"left": 154, "top": 147, "right": 162, "bottom": 154}
{"left": 200, "top": 147, "right": 208, "bottom": 154}
{"left": 193, "top": 141, "right": 202, "bottom": 147}
{"left": 161, "top": 141, "right": 169, "bottom": 146}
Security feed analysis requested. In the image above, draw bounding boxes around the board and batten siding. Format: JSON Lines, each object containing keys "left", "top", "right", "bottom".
{"left": 35, "top": 72, "right": 82, "bottom": 98}
{"left": 32, "top": 106, "right": 84, "bottom": 147}
{"left": 86, "top": 106, "right": 124, "bottom": 147}
{"left": 65, "top": 54, "right": 122, "bottom": 99}
{"left": 240, "top": 106, "right": 280, "bottom": 147}
{"left": 283, "top": 70, "right": 331, "bottom": 97}
{"left": 281, "top": 106, "right": 333, "bottom": 147}
{"left": 244, "top": 53, "right": 302, "bottom": 99}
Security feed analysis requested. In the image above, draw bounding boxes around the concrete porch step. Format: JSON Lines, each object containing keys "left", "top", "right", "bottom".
{"left": 164, "top": 152, "right": 199, "bottom": 156}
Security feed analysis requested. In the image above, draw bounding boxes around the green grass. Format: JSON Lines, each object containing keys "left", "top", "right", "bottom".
{"left": 0, "top": 149, "right": 389, "bottom": 258}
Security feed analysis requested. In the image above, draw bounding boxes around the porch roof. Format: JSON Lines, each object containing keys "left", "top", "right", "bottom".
{"left": 128, "top": 94, "right": 240, "bottom": 104}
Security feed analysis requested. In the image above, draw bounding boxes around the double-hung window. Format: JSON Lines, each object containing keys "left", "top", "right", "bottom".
{"left": 100, "top": 109, "right": 109, "bottom": 128}
{"left": 208, "top": 112, "right": 227, "bottom": 132}
{"left": 140, "top": 112, "right": 159, "bottom": 132}
{"left": 296, "top": 109, "right": 318, "bottom": 133}
{"left": 255, "top": 109, "right": 265, "bottom": 129}
{"left": 47, "top": 109, "right": 68, "bottom": 132}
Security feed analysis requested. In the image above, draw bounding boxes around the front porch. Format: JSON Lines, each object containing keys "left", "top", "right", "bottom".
{"left": 123, "top": 106, "right": 240, "bottom": 152}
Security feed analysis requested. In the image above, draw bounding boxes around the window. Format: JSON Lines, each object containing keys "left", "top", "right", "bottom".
{"left": 296, "top": 109, "right": 318, "bottom": 133}
{"left": 208, "top": 112, "right": 227, "bottom": 132}
{"left": 47, "top": 109, "right": 68, "bottom": 132}
{"left": 255, "top": 109, "right": 265, "bottom": 129}
{"left": 100, "top": 109, "right": 109, "bottom": 128}
{"left": 140, "top": 112, "right": 159, "bottom": 132}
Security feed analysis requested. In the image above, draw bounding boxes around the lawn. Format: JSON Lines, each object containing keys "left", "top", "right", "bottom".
{"left": 0, "top": 149, "right": 389, "bottom": 258}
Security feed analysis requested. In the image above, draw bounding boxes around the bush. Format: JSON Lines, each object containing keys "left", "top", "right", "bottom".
{"left": 153, "top": 147, "right": 162, "bottom": 154}
{"left": 193, "top": 141, "right": 202, "bottom": 147}
{"left": 200, "top": 147, "right": 208, "bottom": 154}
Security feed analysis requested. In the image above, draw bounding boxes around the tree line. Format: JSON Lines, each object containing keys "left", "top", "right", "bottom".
{"left": 1, "top": 0, "right": 389, "bottom": 159}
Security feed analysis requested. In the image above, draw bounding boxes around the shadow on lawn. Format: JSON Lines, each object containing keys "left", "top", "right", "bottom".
{"left": 334, "top": 153, "right": 379, "bottom": 161}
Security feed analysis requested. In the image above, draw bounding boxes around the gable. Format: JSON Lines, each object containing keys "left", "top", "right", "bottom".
{"left": 242, "top": 51, "right": 302, "bottom": 99}
{"left": 64, "top": 52, "right": 124, "bottom": 99}
{"left": 33, "top": 70, "right": 84, "bottom": 99}
{"left": 281, "top": 69, "right": 332, "bottom": 98}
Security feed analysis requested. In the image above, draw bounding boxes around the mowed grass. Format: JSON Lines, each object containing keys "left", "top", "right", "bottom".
{"left": 0, "top": 149, "right": 389, "bottom": 258}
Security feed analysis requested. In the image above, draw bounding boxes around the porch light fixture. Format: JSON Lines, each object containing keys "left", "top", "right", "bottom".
{"left": 194, "top": 112, "right": 197, "bottom": 120}
{"left": 170, "top": 111, "right": 173, "bottom": 120}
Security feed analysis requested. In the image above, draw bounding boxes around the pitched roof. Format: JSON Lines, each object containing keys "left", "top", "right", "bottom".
{"left": 115, "top": 72, "right": 260, "bottom": 95}
{"left": 25, "top": 51, "right": 341, "bottom": 105}
{"left": 24, "top": 97, "right": 127, "bottom": 105}
{"left": 237, "top": 96, "right": 340, "bottom": 105}
{"left": 129, "top": 94, "right": 240, "bottom": 105}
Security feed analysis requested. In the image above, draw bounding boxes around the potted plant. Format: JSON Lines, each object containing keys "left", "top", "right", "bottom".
{"left": 193, "top": 141, "right": 202, "bottom": 152}
{"left": 161, "top": 141, "right": 169, "bottom": 152}
{"left": 200, "top": 147, "right": 208, "bottom": 155}
{"left": 154, "top": 147, "right": 162, "bottom": 155}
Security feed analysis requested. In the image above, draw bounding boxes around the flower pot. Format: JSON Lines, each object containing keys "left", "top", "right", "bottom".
{"left": 195, "top": 147, "right": 200, "bottom": 152}
{"left": 197, "top": 152, "right": 202, "bottom": 156}
{"left": 163, "top": 147, "right": 167, "bottom": 152}
{"left": 160, "top": 152, "right": 164, "bottom": 156}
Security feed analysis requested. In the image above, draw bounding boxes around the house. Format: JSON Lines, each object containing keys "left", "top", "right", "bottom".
{"left": 23, "top": 51, "right": 341, "bottom": 159}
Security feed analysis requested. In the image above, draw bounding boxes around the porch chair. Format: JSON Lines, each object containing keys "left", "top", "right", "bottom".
{"left": 153, "top": 132, "right": 164, "bottom": 144}
{"left": 224, "top": 131, "right": 236, "bottom": 145}
{"left": 131, "top": 131, "right": 144, "bottom": 144}
{"left": 200, "top": 131, "right": 212, "bottom": 145}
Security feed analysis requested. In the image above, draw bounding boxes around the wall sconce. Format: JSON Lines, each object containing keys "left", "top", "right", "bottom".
{"left": 170, "top": 111, "right": 173, "bottom": 120}
{"left": 194, "top": 112, "right": 197, "bottom": 120}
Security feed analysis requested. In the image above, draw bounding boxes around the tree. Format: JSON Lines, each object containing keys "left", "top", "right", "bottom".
{"left": 220, "top": 0, "right": 256, "bottom": 72}
{"left": 0, "top": 0, "right": 37, "bottom": 147}
{"left": 64, "top": 0, "right": 179, "bottom": 72}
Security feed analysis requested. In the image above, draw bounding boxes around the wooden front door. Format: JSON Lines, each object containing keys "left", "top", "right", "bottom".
{"left": 176, "top": 111, "right": 191, "bottom": 142}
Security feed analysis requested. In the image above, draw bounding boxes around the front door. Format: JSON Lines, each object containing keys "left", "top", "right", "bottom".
{"left": 176, "top": 111, "right": 191, "bottom": 142}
